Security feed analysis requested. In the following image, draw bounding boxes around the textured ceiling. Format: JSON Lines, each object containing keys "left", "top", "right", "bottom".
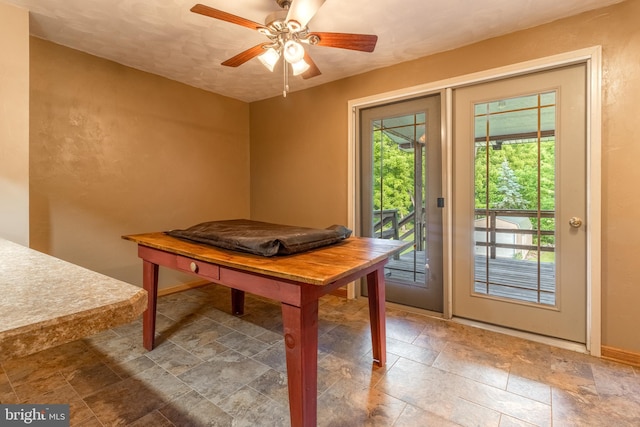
{"left": 4, "top": 0, "right": 623, "bottom": 102}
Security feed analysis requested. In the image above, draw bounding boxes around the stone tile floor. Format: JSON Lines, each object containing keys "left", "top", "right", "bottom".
{"left": 1, "top": 284, "right": 639, "bottom": 426}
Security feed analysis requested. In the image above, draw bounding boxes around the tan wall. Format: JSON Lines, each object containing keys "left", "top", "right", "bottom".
{"left": 29, "top": 38, "right": 251, "bottom": 288}
{"left": 0, "top": 3, "right": 29, "bottom": 246}
{"left": 250, "top": 0, "right": 640, "bottom": 351}
{"left": 249, "top": 89, "right": 353, "bottom": 228}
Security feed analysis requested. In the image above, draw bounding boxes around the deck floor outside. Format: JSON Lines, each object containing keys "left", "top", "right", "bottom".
{"left": 385, "top": 250, "right": 556, "bottom": 305}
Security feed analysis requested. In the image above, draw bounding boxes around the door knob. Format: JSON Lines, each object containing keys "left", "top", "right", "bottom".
{"left": 569, "top": 217, "right": 583, "bottom": 228}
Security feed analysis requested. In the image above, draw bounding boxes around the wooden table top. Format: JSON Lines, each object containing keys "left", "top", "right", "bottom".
{"left": 123, "top": 232, "right": 410, "bottom": 286}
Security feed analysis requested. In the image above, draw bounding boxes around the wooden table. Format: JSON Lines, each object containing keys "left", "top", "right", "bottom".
{"left": 123, "top": 231, "right": 408, "bottom": 427}
{"left": 0, "top": 238, "right": 147, "bottom": 362}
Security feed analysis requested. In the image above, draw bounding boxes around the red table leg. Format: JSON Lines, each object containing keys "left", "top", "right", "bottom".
{"left": 367, "top": 267, "right": 387, "bottom": 367}
{"left": 281, "top": 299, "right": 319, "bottom": 427}
{"left": 231, "top": 289, "right": 245, "bottom": 315}
{"left": 142, "top": 260, "right": 159, "bottom": 350}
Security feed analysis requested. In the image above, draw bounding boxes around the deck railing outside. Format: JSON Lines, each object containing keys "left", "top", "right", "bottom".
{"left": 374, "top": 208, "right": 556, "bottom": 261}
{"left": 372, "top": 209, "right": 400, "bottom": 240}
{"left": 373, "top": 209, "right": 421, "bottom": 240}
{"left": 373, "top": 209, "right": 422, "bottom": 259}
{"left": 474, "top": 209, "right": 555, "bottom": 259}
{"left": 374, "top": 208, "right": 557, "bottom": 304}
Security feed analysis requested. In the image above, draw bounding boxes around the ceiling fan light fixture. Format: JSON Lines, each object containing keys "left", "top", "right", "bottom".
{"left": 286, "top": 20, "right": 302, "bottom": 32}
{"left": 258, "top": 48, "right": 280, "bottom": 72}
{"left": 290, "top": 58, "right": 310, "bottom": 76}
{"left": 189, "top": 1, "right": 377, "bottom": 98}
{"left": 283, "top": 40, "right": 305, "bottom": 63}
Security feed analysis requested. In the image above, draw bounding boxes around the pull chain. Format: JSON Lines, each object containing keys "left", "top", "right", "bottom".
{"left": 283, "top": 61, "right": 289, "bottom": 97}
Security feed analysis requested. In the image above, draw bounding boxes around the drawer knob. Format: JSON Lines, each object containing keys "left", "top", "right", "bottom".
{"left": 190, "top": 262, "right": 198, "bottom": 273}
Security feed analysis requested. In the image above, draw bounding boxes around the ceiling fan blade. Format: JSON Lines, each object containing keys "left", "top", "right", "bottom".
{"left": 310, "top": 32, "right": 378, "bottom": 52}
{"left": 286, "top": 0, "right": 326, "bottom": 28}
{"left": 221, "top": 43, "right": 269, "bottom": 67}
{"left": 190, "top": 4, "right": 265, "bottom": 31}
{"left": 301, "top": 52, "right": 321, "bottom": 79}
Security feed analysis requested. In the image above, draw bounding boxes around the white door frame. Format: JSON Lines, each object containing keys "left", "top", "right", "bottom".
{"left": 347, "top": 46, "right": 602, "bottom": 356}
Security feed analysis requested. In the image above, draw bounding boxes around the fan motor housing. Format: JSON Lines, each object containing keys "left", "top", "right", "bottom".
{"left": 276, "top": 0, "right": 292, "bottom": 9}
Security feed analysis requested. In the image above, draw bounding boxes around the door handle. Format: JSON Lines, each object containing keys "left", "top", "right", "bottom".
{"left": 569, "top": 217, "right": 583, "bottom": 228}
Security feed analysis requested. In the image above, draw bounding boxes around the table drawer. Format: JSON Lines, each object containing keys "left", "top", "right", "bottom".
{"left": 176, "top": 255, "right": 220, "bottom": 280}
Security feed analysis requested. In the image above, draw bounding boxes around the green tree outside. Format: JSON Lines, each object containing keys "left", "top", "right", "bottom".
{"left": 474, "top": 141, "right": 556, "bottom": 250}
{"left": 372, "top": 129, "right": 557, "bottom": 254}
{"left": 372, "top": 130, "right": 415, "bottom": 217}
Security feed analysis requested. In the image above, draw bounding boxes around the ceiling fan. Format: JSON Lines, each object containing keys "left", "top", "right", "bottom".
{"left": 190, "top": 0, "right": 378, "bottom": 96}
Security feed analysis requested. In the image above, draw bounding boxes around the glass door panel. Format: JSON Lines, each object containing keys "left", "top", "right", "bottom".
{"left": 473, "top": 92, "right": 557, "bottom": 306}
{"left": 372, "top": 113, "right": 425, "bottom": 285}
{"left": 360, "top": 94, "right": 443, "bottom": 312}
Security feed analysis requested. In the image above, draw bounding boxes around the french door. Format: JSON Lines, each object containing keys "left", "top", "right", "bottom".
{"left": 359, "top": 94, "right": 443, "bottom": 312}
{"left": 452, "top": 64, "right": 587, "bottom": 342}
